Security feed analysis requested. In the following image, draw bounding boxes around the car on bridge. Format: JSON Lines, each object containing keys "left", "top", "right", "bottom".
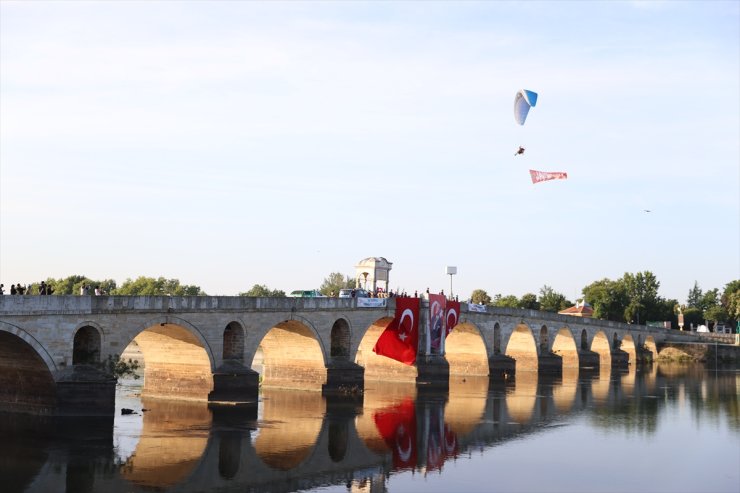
{"left": 287, "top": 289, "right": 326, "bottom": 298}
{"left": 338, "top": 288, "right": 370, "bottom": 298}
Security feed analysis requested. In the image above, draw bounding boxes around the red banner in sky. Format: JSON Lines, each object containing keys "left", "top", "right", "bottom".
{"left": 373, "top": 297, "right": 420, "bottom": 365}
{"left": 529, "top": 169, "right": 568, "bottom": 184}
{"left": 445, "top": 300, "right": 460, "bottom": 337}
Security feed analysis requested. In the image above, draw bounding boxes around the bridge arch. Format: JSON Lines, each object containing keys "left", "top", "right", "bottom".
{"left": 552, "top": 327, "right": 578, "bottom": 368}
{"left": 621, "top": 334, "right": 637, "bottom": 365}
{"left": 125, "top": 316, "right": 217, "bottom": 401}
{"left": 330, "top": 318, "right": 351, "bottom": 360}
{"left": 538, "top": 325, "right": 550, "bottom": 354}
{"left": 504, "top": 323, "right": 538, "bottom": 371}
{"left": 644, "top": 336, "right": 657, "bottom": 359}
{"left": 355, "top": 316, "right": 416, "bottom": 381}
{"left": 223, "top": 321, "right": 245, "bottom": 362}
{"left": 591, "top": 330, "right": 612, "bottom": 368}
{"left": 493, "top": 322, "right": 502, "bottom": 354}
{"left": 0, "top": 323, "right": 57, "bottom": 413}
{"left": 256, "top": 319, "right": 327, "bottom": 390}
{"left": 0, "top": 321, "right": 56, "bottom": 374}
{"left": 72, "top": 325, "right": 102, "bottom": 365}
{"left": 445, "top": 322, "right": 489, "bottom": 376}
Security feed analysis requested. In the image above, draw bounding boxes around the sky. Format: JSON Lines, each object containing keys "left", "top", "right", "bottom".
{"left": 1, "top": 1, "right": 738, "bottom": 302}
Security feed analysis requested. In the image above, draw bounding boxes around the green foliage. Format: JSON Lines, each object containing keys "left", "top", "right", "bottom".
{"left": 238, "top": 284, "right": 286, "bottom": 297}
{"left": 100, "top": 354, "right": 140, "bottom": 380}
{"left": 687, "top": 281, "right": 703, "bottom": 309}
{"left": 518, "top": 293, "right": 540, "bottom": 310}
{"left": 682, "top": 307, "right": 704, "bottom": 328}
{"left": 470, "top": 289, "right": 491, "bottom": 305}
{"left": 705, "top": 305, "right": 728, "bottom": 323}
{"left": 493, "top": 294, "right": 519, "bottom": 308}
{"left": 47, "top": 275, "right": 117, "bottom": 295}
{"left": 113, "top": 276, "right": 205, "bottom": 296}
{"left": 538, "top": 285, "right": 570, "bottom": 312}
{"left": 721, "top": 280, "right": 740, "bottom": 320}
{"left": 320, "top": 272, "right": 354, "bottom": 296}
{"left": 582, "top": 278, "right": 629, "bottom": 321}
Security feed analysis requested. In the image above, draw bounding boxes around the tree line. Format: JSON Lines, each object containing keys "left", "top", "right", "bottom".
{"left": 27, "top": 272, "right": 740, "bottom": 329}
{"left": 471, "top": 271, "right": 739, "bottom": 330}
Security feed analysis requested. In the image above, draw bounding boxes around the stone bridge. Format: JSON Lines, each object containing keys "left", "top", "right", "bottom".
{"left": 0, "top": 295, "right": 713, "bottom": 416}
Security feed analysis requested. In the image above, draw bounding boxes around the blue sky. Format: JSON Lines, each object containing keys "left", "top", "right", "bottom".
{"left": 1, "top": 1, "right": 738, "bottom": 302}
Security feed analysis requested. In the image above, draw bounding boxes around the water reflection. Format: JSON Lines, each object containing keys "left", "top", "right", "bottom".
{"left": 0, "top": 364, "right": 738, "bottom": 492}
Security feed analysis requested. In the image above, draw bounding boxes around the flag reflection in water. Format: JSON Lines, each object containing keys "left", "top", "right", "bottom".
{"left": 372, "top": 397, "right": 458, "bottom": 472}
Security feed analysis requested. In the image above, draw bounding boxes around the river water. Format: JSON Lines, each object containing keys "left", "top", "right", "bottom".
{"left": 1, "top": 363, "right": 738, "bottom": 493}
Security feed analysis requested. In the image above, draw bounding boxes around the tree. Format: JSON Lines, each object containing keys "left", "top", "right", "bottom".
{"left": 470, "top": 289, "right": 491, "bottom": 305}
{"left": 320, "top": 272, "right": 354, "bottom": 296}
{"left": 582, "top": 278, "right": 629, "bottom": 321}
{"left": 518, "top": 293, "right": 540, "bottom": 310}
{"left": 238, "top": 284, "right": 286, "bottom": 297}
{"left": 47, "top": 275, "right": 117, "bottom": 295}
{"left": 687, "top": 281, "right": 703, "bottom": 309}
{"left": 722, "top": 280, "right": 740, "bottom": 321}
{"left": 538, "top": 285, "right": 570, "bottom": 312}
{"left": 622, "top": 271, "right": 661, "bottom": 324}
{"left": 705, "top": 305, "right": 729, "bottom": 325}
{"left": 113, "top": 276, "right": 205, "bottom": 296}
{"left": 493, "top": 294, "right": 519, "bottom": 308}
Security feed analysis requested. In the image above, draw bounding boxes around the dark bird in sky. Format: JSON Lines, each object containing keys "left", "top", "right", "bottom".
{"left": 643, "top": 209, "right": 651, "bottom": 213}
{"left": 514, "top": 146, "right": 525, "bottom": 156}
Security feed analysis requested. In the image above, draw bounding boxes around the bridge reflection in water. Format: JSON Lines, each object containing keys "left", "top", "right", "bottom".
{"left": 2, "top": 364, "right": 737, "bottom": 493}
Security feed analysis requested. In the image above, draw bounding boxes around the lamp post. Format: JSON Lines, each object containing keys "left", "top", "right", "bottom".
{"left": 445, "top": 266, "right": 457, "bottom": 299}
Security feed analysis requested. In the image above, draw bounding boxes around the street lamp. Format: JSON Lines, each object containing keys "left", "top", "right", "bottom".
{"left": 445, "top": 266, "right": 457, "bottom": 299}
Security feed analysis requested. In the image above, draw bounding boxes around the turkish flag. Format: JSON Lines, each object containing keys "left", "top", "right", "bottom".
{"left": 373, "top": 297, "right": 420, "bottom": 365}
{"left": 445, "top": 300, "right": 460, "bottom": 337}
{"left": 529, "top": 169, "right": 568, "bottom": 184}
{"left": 373, "top": 398, "right": 417, "bottom": 469}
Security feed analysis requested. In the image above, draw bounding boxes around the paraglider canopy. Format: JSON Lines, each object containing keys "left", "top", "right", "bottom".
{"left": 514, "top": 89, "right": 538, "bottom": 125}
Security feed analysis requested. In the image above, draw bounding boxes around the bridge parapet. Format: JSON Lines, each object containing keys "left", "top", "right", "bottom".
{"left": 0, "top": 295, "right": 392, "bottom": 315}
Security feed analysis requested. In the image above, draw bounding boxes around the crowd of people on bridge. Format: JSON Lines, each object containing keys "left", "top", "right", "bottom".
{"left": 0, "top": 281, "right": 54, "bottom": 295}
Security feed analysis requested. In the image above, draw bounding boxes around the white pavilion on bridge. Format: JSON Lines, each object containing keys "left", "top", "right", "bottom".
{"left": 354, "top": 257, "right": 392, "bottom": 294}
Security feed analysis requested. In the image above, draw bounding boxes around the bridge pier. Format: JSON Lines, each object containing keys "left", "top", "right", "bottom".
{"left": 635, "top": 345, "right": 654, "bottom": 364}
{"left": 55, "top": 365, "right": 116, "bottom": 417}
{"left": 416, "top": 355, "right": 450, "bottom": 391}
{"left": 489, "top": 354, "right": 516, "bottom": 378}
{"left": 578, "top": 350, "right": 600, "bottom": 370}
{"left": 208, "top": 361, "right": 260, "bottom": 404}
{"left": 322, "top": 360, "right": 365, "bottom": 396}
{"left": 538, "top": 352, "right": 562, "bottom": 375}
{"left": 610, "top": 349, "right": 629, "bottom": 370}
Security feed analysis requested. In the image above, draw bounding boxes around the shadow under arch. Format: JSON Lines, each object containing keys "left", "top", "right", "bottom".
{"left": 253, "top": 388, "right": 325, "bottom": 471}
{"left": 552, "top": 327, "right": 578, "bottom": 368}
{"left": 223, "top": 321, "right": 245, "bottom": 362}
{"left": 124, "top": 317, "right": 216, "bottom": 401}
{"left": 0, "top": 322, "right": 56, "bottom": 374}
{"left": 504, "top": 323, "right": 538, "bottom": 371}
{"left": 73, "top": 325, "right": 102, "bottom": 365}
{"left": 330, "top": 317, "right": 351, "bottom": 360}
{"left": 0, "top": 326, "right": 57, "bottom": 413}
{"left": 355, "top": 317, "right": 417, "bottom": 382}
{"left": 591, "top": 330, "right": 611, "bottom": 369}
{"left": 644, "top": 335, "right": 658, "bottom": 360}
{"left": 621, "top": 334, "right": 637, "bottom": 365}
{"left": 445, "top": 322, "right": 489, "bottom": 376}
{"left": 258, "top": 319, "right": 327, "bottom": 390}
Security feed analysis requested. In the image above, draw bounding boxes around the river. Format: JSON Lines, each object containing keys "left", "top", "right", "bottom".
{"left": 2, "top": 363, "right": 738, "bottom": 493}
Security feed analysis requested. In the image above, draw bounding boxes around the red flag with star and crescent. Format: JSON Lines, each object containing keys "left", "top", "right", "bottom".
{"left": 373, "top": 398, "right": 417, "bottom": 469}
{"left": 445, "top": 300, "right": 460, "bottom": 337}
{"left": 373, "top": 297, "right": 420, "bottom": 365}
